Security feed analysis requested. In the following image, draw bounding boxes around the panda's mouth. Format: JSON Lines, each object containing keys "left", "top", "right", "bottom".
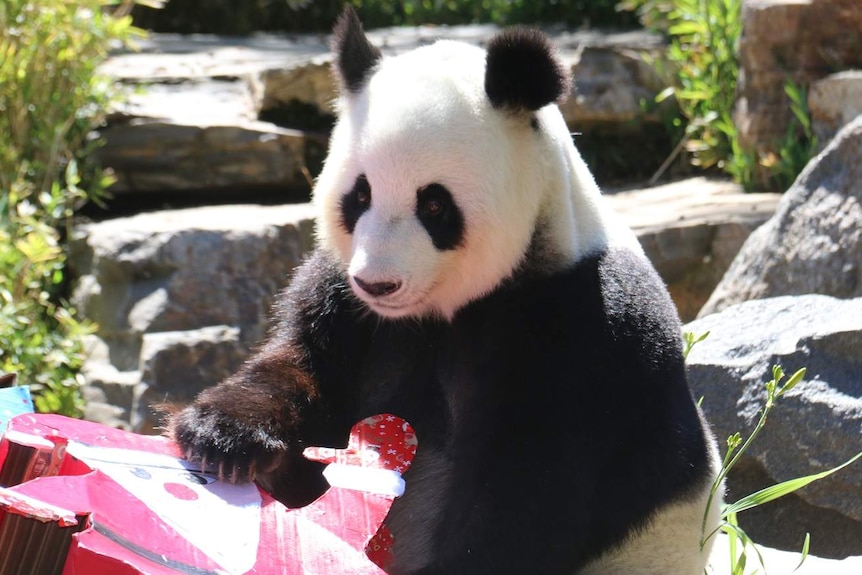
{"left": 369, "top": 298, "right": 422, "bottom": 315}
{"left": 362, "top": 293, "right": 431, "bottom": 318}
{"left": 348, "top": 274, "right": 436, "bottom": 318}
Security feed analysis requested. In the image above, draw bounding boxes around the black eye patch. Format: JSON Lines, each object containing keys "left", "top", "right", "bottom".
{"left": 340, "top": 174, "right": 371, "bottom": 234}
{"left": 416, "top": 183, "right": 464, "bottom": 251}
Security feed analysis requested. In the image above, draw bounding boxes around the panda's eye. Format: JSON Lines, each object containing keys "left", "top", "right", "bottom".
{"left": 416, "top": 183, "right": 464, "bottom": 251}
{"left": 355, "top": 176, "right": 371, "bottom": 206}
{"left": 340, "top": 174, "right": 372, "bottom": 234}
{"left": 421, "top": 198, "right": 443, "bottom": 218}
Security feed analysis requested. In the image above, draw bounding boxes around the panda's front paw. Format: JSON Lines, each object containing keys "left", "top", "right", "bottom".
{"left": 169, "top": 405, "right": 287, "bottom": 483}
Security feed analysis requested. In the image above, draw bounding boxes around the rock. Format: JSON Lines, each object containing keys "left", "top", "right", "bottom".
{"left": 96, "top": 120, "right": 315, "bottom": 195}
{"left": 606, "top": 178, "right": 779, "bottom": 321}
{"left": 556, "top": 32, "right": 666, "bottom": 128}
{"left": 700, "top": 116, "right": 862, "bottom": 317}
{"left": 70, "top": 203, "right": 316, "bottom": 340}
{"left": 97, "top": 27, "right": 667, "bottom": 199}
{"left": 686, "top": 295, "right": 862, "bottom": 558}
{"left": 707, "top": 533, "right": 862, "bottom": 574}
{"left": 70, "top": 203, "right": 316, "bottom": 432}
{"left": 80, "top": 335, "right": 139, "bottom": 430}
{"left": 71, "top": 179, "right": 775, "bottom": 430}
{"left": 735, "top": 0, "right": 862, "bottom": 163}
{"left": 809, "top": 71, "right": 862, "bottom": 147}
{"left": 134, "top": 326, "right": 247, "bottom": 434}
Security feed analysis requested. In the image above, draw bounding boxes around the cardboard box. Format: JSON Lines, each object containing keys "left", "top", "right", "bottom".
{"left": 0, "top": 412, "right": 416, "bottom": 575}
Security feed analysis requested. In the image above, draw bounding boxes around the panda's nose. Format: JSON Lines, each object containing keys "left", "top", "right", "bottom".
{"left": 353, "top": 276, "right": 402, "bottom": 297}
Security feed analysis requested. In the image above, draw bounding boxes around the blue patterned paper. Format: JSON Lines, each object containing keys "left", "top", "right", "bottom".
{"left": 0, "top": 386, "right": 35, "bottom": 435}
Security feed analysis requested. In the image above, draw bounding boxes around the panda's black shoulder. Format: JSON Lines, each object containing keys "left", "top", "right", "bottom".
{"left": 490, "top": 245, "right": 687, "bottom": 386}
{"left": 577, "top": 247, "right": 686, "bottom": 377}
{"left": 594, "top": 247, "right": 685, "bottom": 353}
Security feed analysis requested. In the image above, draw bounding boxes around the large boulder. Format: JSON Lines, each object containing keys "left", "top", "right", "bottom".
{"left": 700, "top": 115, "right": 862, "bottom": 317}
{"left": 686, "top": 295, "right": 862, "bottom": 558}
{"left": 97, "top": 120, "right": 314, "bottom": 194}
{"left": 70, "top": 203, "right": 316, "bottom": 431}
{"left": 735, "top": 0, "right": 862, "bottom": 163}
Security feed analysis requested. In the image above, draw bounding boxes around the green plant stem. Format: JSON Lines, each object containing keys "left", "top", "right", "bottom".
{"left": 700, "top": 376, "right": 777, "bottom": 548}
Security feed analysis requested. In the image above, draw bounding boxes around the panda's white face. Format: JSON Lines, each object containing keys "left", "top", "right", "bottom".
{"left": 316, "top": 42, "right": 551, "bottom": 320}
{"left": 315, "top": 17, "right": 632, "bottom": 320}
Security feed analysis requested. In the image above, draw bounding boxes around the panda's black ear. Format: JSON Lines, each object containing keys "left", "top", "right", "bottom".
{"left": 332, "top": 6, "right": 381, "bottom": 94}
{"left": 485, "top": 28, "right": 571, "bottom": 112}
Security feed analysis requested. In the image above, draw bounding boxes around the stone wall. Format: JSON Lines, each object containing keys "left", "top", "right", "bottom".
{"left": 735, "top": 0, "right": 862, "bottom": 176}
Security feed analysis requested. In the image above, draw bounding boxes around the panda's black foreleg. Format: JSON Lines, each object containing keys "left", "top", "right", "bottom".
{"left": 167, "top": 331, "right": 356, "bottom": 506}
{"left": 167, "top": 250, "right": 363, "bottom": 503}
{"left": 168, "top": 347, "right": 318, "bottom": 480}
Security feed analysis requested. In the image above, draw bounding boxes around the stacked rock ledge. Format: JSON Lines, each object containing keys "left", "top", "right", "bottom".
{"left": 70, "top": 203, "right": 316, "bottom": 432}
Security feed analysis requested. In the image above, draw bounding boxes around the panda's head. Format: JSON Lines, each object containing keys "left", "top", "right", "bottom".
{"left": 315, "top": 8, "right": 614, "bottom": 320}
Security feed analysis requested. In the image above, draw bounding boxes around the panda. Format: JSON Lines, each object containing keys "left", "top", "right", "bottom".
{"left": 169, "top": 7, "right": 722, "bottom": 575}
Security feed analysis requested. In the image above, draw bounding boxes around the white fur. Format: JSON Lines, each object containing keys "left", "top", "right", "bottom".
{"left": 582, "top": 427, "right": 724, "bottom": 575}
{"left": 314, "top": 32, "right": 721, "bottom": 572}
{"left": 314, "top": 39, "right": 641, "bottom": 320}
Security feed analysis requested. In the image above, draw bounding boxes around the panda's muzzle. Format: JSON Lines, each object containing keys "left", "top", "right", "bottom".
{"left": 352, "top": 276, "right": 403, "bottom": 297}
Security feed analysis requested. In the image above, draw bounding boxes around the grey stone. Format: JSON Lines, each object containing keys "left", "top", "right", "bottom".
{"left": 96, "top": 121, "right": 313, "bottom": 194}
{"left": 809, "top": 72, "right": 862, "bottom": 148}
{"left": 70, "top": 203, "right": 316, "bottom": 341}
{"left": 79, "top": 335, "right": 139, "bottom": 430}
{"left": 134, "top": 326, "right": 247, "bottom": 434}
{"left": 735, "top": 0, "right": 862, "bottom": 164}
{"left": 606, "top": 178, "right": 779, "bottom": 321}
{"left": 97, "top": 28, "right": 667, "bottom": 198}
{"left": 71, "top": 203, "right": 316, "bottom": 431}
{"left": 700, "top": 116, "right": 862, "bottom": 317}
{"left": 559, "top": 44, "right": 665, "bottom": 128}
{"left": 686, "top": 295, "right": 862, "bottom": 558}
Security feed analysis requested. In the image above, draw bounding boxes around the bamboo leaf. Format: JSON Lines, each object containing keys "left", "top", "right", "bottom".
{"left": 779, "top": 367, "right": 806, "bottom": 396}
{"left": 675, "top": 89, "right": 711, "bottom": 101}
{"left": 724, "top": 451, "right": 862, "bottom": 516}
{"left": 793, "top": 533, "right": 811, "bottom": 572}
{"left": 656, "top": 86, "right": 676, "bottom": 103}
{"left": 669, "top": 21, "right": 707, "bottom": 36}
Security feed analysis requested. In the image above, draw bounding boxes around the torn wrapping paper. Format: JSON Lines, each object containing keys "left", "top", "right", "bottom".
{"left": 0, "top": 386, "right": 34, "bottom": 435}
{"left": 0, "top": 413, "right": 416, "bottom": 575}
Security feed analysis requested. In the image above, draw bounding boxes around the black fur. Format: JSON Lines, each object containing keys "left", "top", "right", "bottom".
{"left": 416, "top": 183, "right": 464, "bottom": 251}
{"left": 340, "top": 174, "right": 372, "bottom": 234}
{"left": 332, "top": 6, "right": 381, "bottom": 93}
{"left": 485, "top": 28, "right": 572, "bottom": 112}
{"left": 170, "top": 246, "right": 711, "bottom": 574}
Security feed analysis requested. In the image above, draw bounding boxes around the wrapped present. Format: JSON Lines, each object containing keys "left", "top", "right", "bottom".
{"left": 0, "top": 413, "right": 416, "bottom": 575}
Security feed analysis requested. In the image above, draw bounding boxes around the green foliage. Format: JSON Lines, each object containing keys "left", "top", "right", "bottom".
{"left": 132, "top": 0, "right": 639, "bottom": 35}
{"left": 705, "top": 364, "right": 862, "bottom": 573}
{"left": 760, "top": 80, "right": 819, "bottom": 193}
{"left": 681, "top": 333, "right": 862, "bottom": 574}
{"left": 0, "top": 0, "right": 148, "bottom": 415}
{"left": 621, "top": 0, "right": 746, "bottom": 180}
{"left": 682, "top": 330, "right": 710, "bottom": 360}
{"left": 622, "top": 0, "right": 818, "bottom": 192}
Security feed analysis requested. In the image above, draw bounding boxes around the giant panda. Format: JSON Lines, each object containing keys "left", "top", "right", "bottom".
{"left": 169, "top": 8, "right": 722, "bottom": 574}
